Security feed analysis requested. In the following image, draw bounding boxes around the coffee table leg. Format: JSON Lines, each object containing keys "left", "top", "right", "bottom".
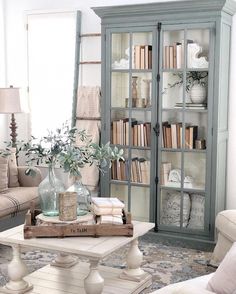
{"left": 84, "top": 259, "right": 104, "bottom": 294}
{"left": 120, "top": 238, "right": 147, "bottom": 281}
{"left": 0, "top": 245, "right": 33, "bottom": 294}
{"left": 51, "top": 253, "right": 78, "bottom": 268}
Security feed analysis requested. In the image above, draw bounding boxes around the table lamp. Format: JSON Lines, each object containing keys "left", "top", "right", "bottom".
{"left": 0, "top": 86, "right": 22, "bottom": 147}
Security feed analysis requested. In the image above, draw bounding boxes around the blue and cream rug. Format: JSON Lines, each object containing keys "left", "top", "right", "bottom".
{"left": 0, "top": 234, "right": 215, "bottom": 293}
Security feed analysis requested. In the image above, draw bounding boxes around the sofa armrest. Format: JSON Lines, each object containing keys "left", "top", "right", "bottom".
{"left": 17, "top": 166, "right": 42, "bottom": 187}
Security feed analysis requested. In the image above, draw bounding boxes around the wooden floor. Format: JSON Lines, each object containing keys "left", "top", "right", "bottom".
{"left": 22, "top": 262, "right": 152, "bottom": 294}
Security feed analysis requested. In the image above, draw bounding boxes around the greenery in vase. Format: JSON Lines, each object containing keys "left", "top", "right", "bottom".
{"left": 19, "top": 122, "right": 124, "bottom": 177}
{"left": 164, "top": 71, "right": 208, "bottom": 93}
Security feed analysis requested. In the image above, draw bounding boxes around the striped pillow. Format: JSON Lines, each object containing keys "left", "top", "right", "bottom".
{"left": 0, "top": 156, "right": 8, "bottom": 192}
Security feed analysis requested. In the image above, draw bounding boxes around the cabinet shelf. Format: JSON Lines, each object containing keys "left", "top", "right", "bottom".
{"left": 110, "top": 180, "right": 150, "bottom": 187}
{"left": 162, "top": 107, "right": 208, "bottom": 112}
{"left": 161, "top": 148, "right": 206, "bottom": 153}
{"left": 160, "top": 185, "right": 206, "bottom": 194}
{"left": 161, "top": 68, "right": 209, "bottom": 73}
{"left": 111, "top": 107, "right": 151, "bottom": 111}
{"left": 110, "top": 144, "right": 151, "bottom": 150}
{"left": 111, "top": 69, "right": 152, "bottom": 73}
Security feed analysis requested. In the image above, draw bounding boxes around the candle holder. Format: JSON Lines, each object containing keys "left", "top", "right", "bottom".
{"left": 143, "top": 79, "right": 152, "bottom": 107}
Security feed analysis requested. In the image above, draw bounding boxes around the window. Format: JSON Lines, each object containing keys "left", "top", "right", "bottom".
{"left": 27, "top": 11, "right": 78, "bottom": 138}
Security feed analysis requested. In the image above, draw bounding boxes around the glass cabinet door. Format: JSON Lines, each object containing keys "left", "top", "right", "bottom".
{"left": 109, "top": 29, "right": 154, "bottom": 222}
{"left": 158, "top": 26, "right": 212, "bottom": 233}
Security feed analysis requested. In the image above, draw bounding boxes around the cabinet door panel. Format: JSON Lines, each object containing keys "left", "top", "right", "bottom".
{"left": 111, "top": 72, "right": 129, "bottom": 108}
{"left": 110, "top": 184, "right": 128, "bottom": 209}
{"left": 131, "top": 186, "right": 150, "bottom": 221}
{"left": 184, "top": 152, "right": 206, "bottom": 191}
{"left": 112, "top": 33, "right": 129, "bottom": 69}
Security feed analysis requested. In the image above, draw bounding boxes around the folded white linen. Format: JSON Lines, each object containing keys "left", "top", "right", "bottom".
{"left": 91, "top": 197, "right": 124, "bottom": 208}
{"left": 91, "top": 204, "right": 123, "bottom": 216}
{"left": 96, "top": 215, "right": 123, "bottom": 225}
{"left": 91, "top": 197, "right": 125, "bottom": 216}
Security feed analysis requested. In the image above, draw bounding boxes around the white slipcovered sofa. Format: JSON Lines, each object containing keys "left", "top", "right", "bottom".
{"left": 151, "top": 273, "right": 214, "bottom": 293}
{"left": 151, "top": 251, "right": 236, "bottom": 294}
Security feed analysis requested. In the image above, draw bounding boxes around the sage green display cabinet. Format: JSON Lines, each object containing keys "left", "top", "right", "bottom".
{"left": 93, "top": 0, "right": 236, "bottom": 244}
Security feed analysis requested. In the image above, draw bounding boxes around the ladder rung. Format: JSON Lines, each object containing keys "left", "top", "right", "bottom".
{"left": 79, "top": 61, "right": 101, "bottom": 65}
{"left": 80, "top": 33, "right": 101, "bottom": 37}
{"left": 76, "top": 117, "right": 101, "bottom": 121}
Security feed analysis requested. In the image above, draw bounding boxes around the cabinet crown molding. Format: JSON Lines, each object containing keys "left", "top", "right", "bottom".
{"left": 92, "top": 0, "right": 236, "bottom": 19}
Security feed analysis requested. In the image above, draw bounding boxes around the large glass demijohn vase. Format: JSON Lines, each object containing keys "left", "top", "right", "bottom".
{"left": 67, "top": 175, "right": 91, "bottom": 216}
{"left": 38, "top": 164, "right": 65, "bottom": 216}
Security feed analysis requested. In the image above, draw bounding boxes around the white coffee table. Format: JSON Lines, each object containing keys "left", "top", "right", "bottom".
{"left": 0, "top": 221, "right": 154, "bottom": 294}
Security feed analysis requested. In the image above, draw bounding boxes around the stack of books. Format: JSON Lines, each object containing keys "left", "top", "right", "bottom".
{"left": 133, "top": 45, "right": 152, "bottom": 69}
{"left": 111, "top": 159, "right": 128, "bottom": 181}
{"left": 131, "top": 121, "right": 151, "bottom": 147}
{"left": 160, "top": 162, "right": 172, "bottom": 185}
{"left": 163, "top": 39, "right": 193, "bottom": 69}
{"left": 162, "top": 122, "right": 198, "bottom": 149}
{"left": 130, "top": 158, "right": 150, "bottom": 184}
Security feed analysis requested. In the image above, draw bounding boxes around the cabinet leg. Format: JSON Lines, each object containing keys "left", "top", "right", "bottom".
{"left": 51, "top": 253, "right": 78, "bottom": 268}
{"left": 120, "top": 238, "right": 148, "bottom": 282}
{"left": 84, "top": 259, "right": 104, "bottom": 294}
{"left": 0, "top": 245, "right": 33, "bottom": 294}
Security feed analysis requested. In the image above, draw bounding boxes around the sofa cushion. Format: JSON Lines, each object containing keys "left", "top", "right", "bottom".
{"left": 207, "top": 242, "right": 236, "bottom": 293}
{"left": 0, "top": 187, "right": 39, "bottom": 218}
{"left": 173, "top": 285, "right": 215, "bottom": 294}
{"left": 0, "top": 156, "right": 8, "bottom": 192}
{"left": 151, "top": 273, "right": 214, "bottom": 294}
{"left": 8, "top": 148, "right": 19, "bottom": 188}
{"left": 215, "top": 210, "right": 236, "bottom": 241}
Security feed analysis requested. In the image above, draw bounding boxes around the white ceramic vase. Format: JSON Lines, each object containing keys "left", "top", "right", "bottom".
{"left": 190, "top": 84, "right": 207, "bottom": 104}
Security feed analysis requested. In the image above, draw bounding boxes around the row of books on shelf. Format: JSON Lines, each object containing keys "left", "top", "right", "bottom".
{"left": 162, "top": 122, "right": 198, "bottom": 149}
{"left": 112, "top": 119, "right": 151, "bottom": 147}
{"left": 133, "top": 45, "right": 152, "bottom": 70}
{"left": 163, "top": 40, "right": 193, "bottom": 69}
{"left": 111, "top": 158, "right": 150, "bottom": 184}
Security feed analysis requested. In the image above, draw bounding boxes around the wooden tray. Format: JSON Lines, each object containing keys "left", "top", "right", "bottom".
{"left": 24, "top": 209, "right": 133, "bottom": 239}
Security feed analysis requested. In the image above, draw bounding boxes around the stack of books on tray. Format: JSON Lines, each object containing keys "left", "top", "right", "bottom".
{"left": 174, "top": 102, "right": 207, "bottom": 109}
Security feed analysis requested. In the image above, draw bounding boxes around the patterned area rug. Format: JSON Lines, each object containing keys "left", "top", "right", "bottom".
{"left": 0, "top": 235, "right": 215, "bottom": 293}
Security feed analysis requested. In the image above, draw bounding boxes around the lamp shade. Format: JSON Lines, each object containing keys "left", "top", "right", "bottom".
{"left": 0, "top": 87, "right": 22, "bottom": 114}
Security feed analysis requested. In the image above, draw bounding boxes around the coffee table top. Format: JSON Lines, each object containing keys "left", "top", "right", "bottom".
{"left": 0, "top": 221, "right": 154, "bottom": 259}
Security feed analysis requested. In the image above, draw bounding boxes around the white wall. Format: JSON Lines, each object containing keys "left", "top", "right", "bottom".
{"left": 1, "top": 0, "right": 236, "bottom": 208}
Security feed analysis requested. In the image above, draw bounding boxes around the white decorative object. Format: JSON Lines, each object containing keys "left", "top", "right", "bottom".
{"left": 190, "top": 84, "right": 207, "bottom": 103}
{"left": 168, "top": 169, "right": 181, "bottom": 182}
{"left": 187, "top": 43, "right": 209, "bottom": 68}
{"left": 112, "top": 47, "right": 129, "bottom": 69}
{"left": 143, "top": 79, "right": 152, "bottom": 107}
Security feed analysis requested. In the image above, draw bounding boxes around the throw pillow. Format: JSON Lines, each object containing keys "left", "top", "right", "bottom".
{"left": 188, "top": 194, "right": 205, "bottom": 229}
{"left": 0, "top": 156, "right": 8, "bottom": 192}
{"left": 207, "top": 242, "right": 236, "bottom": 293}
{"left": 161, "top": 191, "right": 190, "bottom": 227}
{"left": 8, "top": 148, "right": 19, "bottom": 188}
